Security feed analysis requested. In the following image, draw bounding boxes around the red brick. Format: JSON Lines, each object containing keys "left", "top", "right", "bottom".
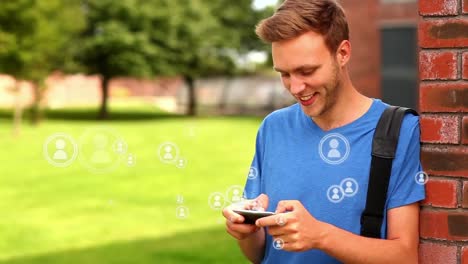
{"left": 419, "top": 19, "right": 468, "bottom": 48}
{"left": 462, "top": 246, "right": 468, "bottom": 264}
{"left": 420, "top": 51, "right": 458, "bottom": 80}
{"left": 421, "top": 145, "right": 468, "bottom": 177}
{"left": 464, "top": 181, "right": 468, "bottom": 208}
{"left": 420, "top": 115, "right": 459, "bottom": 144}
{"left": 419, "top": 242, "right": 457, "bottom": 264}
{"left": 419, "top": 0, "right": 458, "bottom": 16}
{"left": 422, "top": 179, "right": 459, "bottom": 208}
{"left": 420, "top": 210, "right": 468, "bottom": 240}
{"left": 463, "top": 52, "right": 468, "bottom": 80}
{"left": 463, "top": 116, "right": 468, "bottom": 144}
{"left": 420, "top": 82, "right": 468, "bottom": 112}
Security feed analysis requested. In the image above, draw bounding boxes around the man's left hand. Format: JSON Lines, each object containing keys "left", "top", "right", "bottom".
{"left": 255, "top": 200, "right": 330, "bottom": 252}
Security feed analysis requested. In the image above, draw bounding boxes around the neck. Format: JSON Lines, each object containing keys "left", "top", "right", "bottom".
{"left": 312, "top": 75, "right": 373, "bottom": 131}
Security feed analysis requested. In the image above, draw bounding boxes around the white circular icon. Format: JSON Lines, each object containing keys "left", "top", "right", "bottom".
{"left": 43, "top": 133, "right": 78, "bottom": 167}
{"left": 273, "top": 238, "right": 284, "bottom": 250}
{"left": 158, "top": 142, "right": 180, "bottom": 164}
{"left": 226, "top": 185, "right": 244, "bottom": 204}
{"left": 327, "top": 185, "right": 345, "bottom": 203}
{"left": 176, "top": 206, "right": 189, "bottom": 219}
{"left": 247, "top": 166, "right": 258, "bottom": 180}
{"left": 175, "top": 157, "right": 187, "bottom": 169}
{"left": 79, "top": 127, "right": 126, "bottom": 173}
{"left": 208, "top": 192, "right": 226, "bottom": 210}
{"left": 415, "top": 171, "right": 429, "bottom": 185}
{"left": 340, "top": 178, "right": 359, "bottom": 197}
{"left": 319, "top": 133, "right": 350, "bottom": 165}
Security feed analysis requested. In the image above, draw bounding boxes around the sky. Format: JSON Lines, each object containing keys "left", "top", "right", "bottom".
{"left": 252, "top": 0, "right": 278, "bottom": 10}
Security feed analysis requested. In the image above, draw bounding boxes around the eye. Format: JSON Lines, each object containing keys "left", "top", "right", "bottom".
{"left": 280, "top": 72, "right": 290, "bottom": 78}
{"left": 300, "top": 70, "right": 315, "bottom": 76}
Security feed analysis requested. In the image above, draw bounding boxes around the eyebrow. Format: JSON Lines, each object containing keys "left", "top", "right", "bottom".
{"left": 273, "top": 64, "right": 320, "bottom": 73}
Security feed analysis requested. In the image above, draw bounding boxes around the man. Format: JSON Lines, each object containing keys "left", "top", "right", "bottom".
{"left": 222, "top": 0, "right": 425, "bottom": 263}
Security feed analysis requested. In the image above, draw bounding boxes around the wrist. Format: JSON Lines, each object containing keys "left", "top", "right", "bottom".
{"left": 317, "top": 221, "right": 334, "bottom": 251}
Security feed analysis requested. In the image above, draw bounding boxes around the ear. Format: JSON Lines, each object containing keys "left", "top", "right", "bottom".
{"left": 335, "top": 40, "right": 351, "bottom": 67}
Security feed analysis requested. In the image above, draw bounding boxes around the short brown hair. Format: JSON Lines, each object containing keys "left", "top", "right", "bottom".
{"left": 255, "top": 0, "right": 349, "bottom": 53}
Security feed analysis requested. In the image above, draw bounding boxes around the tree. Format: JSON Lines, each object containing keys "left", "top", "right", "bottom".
{"left": 0, "top": 0, "right": 85, "bottom": 125}
{"left": 157, "top": 0, "right": 271, "bottom": 115}
{"left": 76, "top": 0, "right": 271, "bottom": 118}
{"left": 76, "top": 0, "right": 172, "bottom": 119}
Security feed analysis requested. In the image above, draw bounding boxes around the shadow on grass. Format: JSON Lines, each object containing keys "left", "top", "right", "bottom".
{"left": 0, "top": 226, "right": 249, "bottom": 264}
{"left": 0, "top": 108, "right": 185, "bottom": 122}
{"left": 0, "top": 108, "right": 264, "bottom": 123}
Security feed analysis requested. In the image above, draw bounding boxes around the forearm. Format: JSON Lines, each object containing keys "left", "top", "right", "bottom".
{"left": 319, "top": 223, "right": 418, "bottom": 264}
{"left": 238, "top": 228, "right": 266, "bottom": 264}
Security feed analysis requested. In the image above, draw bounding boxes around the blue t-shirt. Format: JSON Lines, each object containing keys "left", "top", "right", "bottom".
{"left": 244, "top": 99, "right": 425, "bottom": 264}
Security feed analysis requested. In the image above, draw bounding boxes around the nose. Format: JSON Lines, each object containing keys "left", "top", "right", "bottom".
{"left": 289, "top": 75, "right": 306, "bottom": 95}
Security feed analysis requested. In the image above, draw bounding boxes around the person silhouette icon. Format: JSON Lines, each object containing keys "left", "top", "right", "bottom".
{"left": 179, "top": 207, "right": 186, "bottom": 218}
{"left": 163, "top": 145, "right": 174, "bottom": 160}
{"left": 231, "top": 189, "right": 241, "bottom": 202}
{"left": 418, "top": 173, "right": 426, "bottom": 183}
{"left": 345, "top": 181, "right": 354, "bottom": 193}
{"left": 127, "top": 154, "right": 135, "bottom": 166}
{"left": 53, "top": 139, "right": 68, "bottom": 160}
{"left": 331, "top": 188, "right": 340, "bottom": 200}
{"left": 327, "top": 138, "right": 341, "bottom": 158}
{"left": 214, "top": 195, "right": 222, "bottom": 208}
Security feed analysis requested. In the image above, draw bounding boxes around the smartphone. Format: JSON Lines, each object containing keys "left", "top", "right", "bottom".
{"left": 233, "top": 209, "right": 275, "bottom": 224}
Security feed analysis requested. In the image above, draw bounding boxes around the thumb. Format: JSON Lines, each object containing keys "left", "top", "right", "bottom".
{"left": 275, "top": 200, "right": 301, "bottom": 213}
{"left": 255, "top": 193, "right": 269, "bottom": 210}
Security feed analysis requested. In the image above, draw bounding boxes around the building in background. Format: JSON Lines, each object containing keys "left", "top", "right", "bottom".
{"left": 342, "top": 0, "right": 418, "bottom": 109}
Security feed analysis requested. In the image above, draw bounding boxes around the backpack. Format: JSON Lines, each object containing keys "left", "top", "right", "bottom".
{"left": 360, "top": 106, "right": 419, "bottom": 238}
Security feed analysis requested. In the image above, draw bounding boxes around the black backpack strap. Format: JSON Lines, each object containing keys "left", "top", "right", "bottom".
{"left": 360, "top": 106, "right": 419, "bottom": 238}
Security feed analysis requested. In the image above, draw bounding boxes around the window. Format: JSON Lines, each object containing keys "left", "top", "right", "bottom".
{"left": 381, "top": 26, "right": 418, "bottom": 109}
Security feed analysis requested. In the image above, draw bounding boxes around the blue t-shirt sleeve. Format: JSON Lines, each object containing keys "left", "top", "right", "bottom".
{"left": 386, "top": 114, "right": 426, "bottom": 210}
{"left": 243, "top": 120, "right": 266, "bottom": 200}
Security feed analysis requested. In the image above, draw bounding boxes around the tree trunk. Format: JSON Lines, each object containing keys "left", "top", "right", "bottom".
{"left": 30, "top": 81, "right": 42, "bottom": 125}
{"left": 98, "top": 76, "right": 110, "bottom": 119}
{"left": 12, "top": 81, "right": 22, "bottom": 137}
{"left": 185, "top": 75, "right": 196, "bottom": 116}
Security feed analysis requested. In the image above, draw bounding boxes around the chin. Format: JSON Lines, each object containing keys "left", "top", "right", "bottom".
{"left": 301, "top": 105, "right": 321, "bottom": 118}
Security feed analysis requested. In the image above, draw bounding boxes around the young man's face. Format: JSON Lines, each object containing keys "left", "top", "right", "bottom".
{"left": 272, "top": 31, "right": 342, "bottom": 118}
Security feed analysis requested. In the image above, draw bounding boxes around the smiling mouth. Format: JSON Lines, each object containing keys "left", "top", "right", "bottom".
{"left": 298, "top": 92, "right": 318, "bottom": 106}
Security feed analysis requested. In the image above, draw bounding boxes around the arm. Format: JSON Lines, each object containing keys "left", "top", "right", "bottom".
{"left": 223, "top": 194, "right": 269, "bottom": 264}
{"left": 237, "top": 227, "right": 266, "bottom": 264}
{"left": 256, "top": 201, "right": 420, "bottom": 264}
{"left": 320, "top": 203, "right": 420, "bottom": 263}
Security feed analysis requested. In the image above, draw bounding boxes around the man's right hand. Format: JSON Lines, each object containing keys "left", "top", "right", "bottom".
{"left": 223, "top": 194, "right": 269, "bottom": 240}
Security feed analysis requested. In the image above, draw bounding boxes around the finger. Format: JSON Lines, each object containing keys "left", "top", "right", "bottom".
{"left": 255, "top": 214, "right": 278, "bottom": 227}
{"left": 254, "top": 193, "right": 269, "bottom": 210}
{"left": 227, "top": 220, "right": 259, "bottom": 234}
{"left": 275, "top": 200, "right": 301, "bottom": 213}
{"left": 266, "top": 225, "right": 288, "bottom": 237}
{"left": 222, "top": 207, "right": 245, "bottom": 223}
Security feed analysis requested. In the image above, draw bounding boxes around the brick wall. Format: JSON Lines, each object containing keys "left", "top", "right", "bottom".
{"left": 418, "top": 0, "right": 468, "bottom": 263}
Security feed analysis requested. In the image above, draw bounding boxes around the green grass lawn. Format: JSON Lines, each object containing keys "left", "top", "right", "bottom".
{"left": 0, "top": 106, "right": 263, "bottom": 264}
